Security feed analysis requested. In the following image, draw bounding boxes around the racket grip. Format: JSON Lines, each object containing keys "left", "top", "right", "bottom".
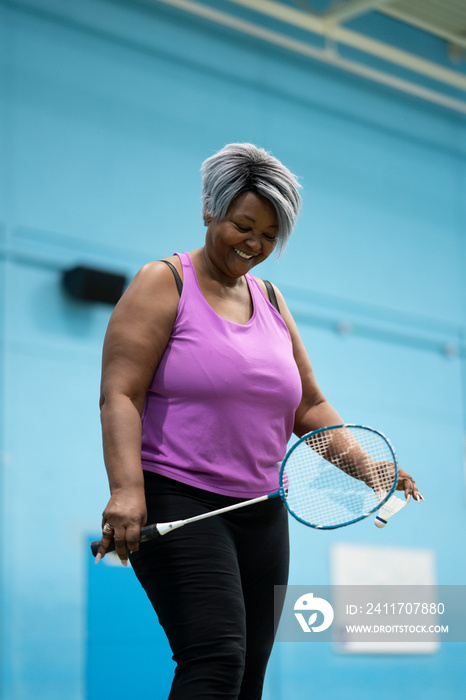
{"left": 90, "top": 539, "right": 111, "bottom": 557}
{"left": 90, "top": 523, "right": 161, "bottom": 558}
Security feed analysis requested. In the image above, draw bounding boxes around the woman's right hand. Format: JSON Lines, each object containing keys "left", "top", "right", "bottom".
{"left": 95, "top": 489, "right": 147, "bottom": 566}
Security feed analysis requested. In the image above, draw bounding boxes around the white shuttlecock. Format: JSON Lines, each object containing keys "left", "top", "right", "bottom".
{"left": 374, "top": 494, "right": 407, "bottom": 528}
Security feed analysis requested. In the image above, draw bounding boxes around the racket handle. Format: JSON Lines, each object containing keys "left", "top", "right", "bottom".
{"left": 90, "top": 523, "right": 161, "bottom": 558}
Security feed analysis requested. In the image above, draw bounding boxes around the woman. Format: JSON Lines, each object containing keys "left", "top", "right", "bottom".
{"left": 96, "top": 143, "right": 422, "bottom": 699}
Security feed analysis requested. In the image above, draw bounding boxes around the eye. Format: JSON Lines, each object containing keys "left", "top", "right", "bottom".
{"left": 235, "top": 223, "right": 250, "bottom": 233}
{"left": 264, "top": 233, "right": 277, "bottom": 242}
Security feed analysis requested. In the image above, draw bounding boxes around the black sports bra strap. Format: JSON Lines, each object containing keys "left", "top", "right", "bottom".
{"left": 161, "top": 259, "right": 183, "bottom": 296}
{"left": 161, "top": 260, "right": 280, "bottom": 315}
{"left": 263, "top": 280, "right": 281, "bottom": 314}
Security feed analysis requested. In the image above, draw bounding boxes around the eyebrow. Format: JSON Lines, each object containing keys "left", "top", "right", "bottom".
{"left": 238, "top": 214, "right": 279, "bottom": 229}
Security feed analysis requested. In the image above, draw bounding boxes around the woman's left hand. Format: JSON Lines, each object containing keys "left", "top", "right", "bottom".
{"left": 396, "top": 468, "right": 424, "bottom": 502}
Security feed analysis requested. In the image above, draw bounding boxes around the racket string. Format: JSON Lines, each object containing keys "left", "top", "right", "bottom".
{"left": 283, "top": 427, "right": 396, "bottom": 528}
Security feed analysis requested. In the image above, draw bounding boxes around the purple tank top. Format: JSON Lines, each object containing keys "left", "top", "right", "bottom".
{"left": 140, "top": 252, "right": 302, "bottom": 497}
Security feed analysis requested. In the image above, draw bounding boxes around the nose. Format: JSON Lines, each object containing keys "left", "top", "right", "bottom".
{"left": 244, "top": 232, "right": 262, "bottom": 253}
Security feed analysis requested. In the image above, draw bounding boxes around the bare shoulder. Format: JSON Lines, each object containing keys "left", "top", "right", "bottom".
{"left": 253, "top": 277, "right": 301, "bottom": 342}
{"left": 251, "top": 276, "right": 282, "bottom": 294}
{"left": 252, "top": 276, "right": 288, "bottom": 314}
{"left": 104, "top": 258, "right": 182, "bottom": 356}
{"left": 253, "top": 278, "right": 282, "bottom": 298}
{"left": 131, "top": 256, "right": 182, "bottom": 290}
{"left": 251, "top": 275, "right": 271, "bottom": 297}
{"left": 112, "top": 259, "right": 177, "bottom": 313}
{"left": 101, "top": 259, "right": 183, "bottom": 409}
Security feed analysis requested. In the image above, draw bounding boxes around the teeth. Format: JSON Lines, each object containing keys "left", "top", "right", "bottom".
{"left": 234, "top": 248, "right": 253, "bottom": 260}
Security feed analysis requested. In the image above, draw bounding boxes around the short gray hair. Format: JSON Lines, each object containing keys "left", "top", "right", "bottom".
{"left": 201, "top": 143, "right": 301, "bottom": 253}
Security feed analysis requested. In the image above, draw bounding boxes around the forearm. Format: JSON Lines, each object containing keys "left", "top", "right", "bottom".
{"left": 295, "top": 402, "right": 391, "bottom": 490}
{"left": 293, "top": 399, "right": 344, "bottom": 438}
{"left": 100, "top": 394, "right": 145, "bottom": 495}
{"left": 97, "top": 394, "right": 147, "bottom": 563}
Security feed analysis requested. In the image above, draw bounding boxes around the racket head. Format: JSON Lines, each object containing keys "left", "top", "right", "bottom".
{"left": 279, "top": 424, "right": 399, "bottom": 530}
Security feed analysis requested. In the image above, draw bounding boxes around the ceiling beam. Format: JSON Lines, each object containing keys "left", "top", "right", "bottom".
{"left": 323, "top": 0, "right": 393, "bottom": 25}
{"left": 381, "top": 6, "right": 466, "bottom": 50}
{"left": 149, "top": 0, "right": 466, "bottom": 113}
{"left": 224, "top": 0, "right": 466, "bottom": 90}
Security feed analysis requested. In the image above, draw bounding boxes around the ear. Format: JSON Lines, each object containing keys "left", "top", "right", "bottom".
{"left": 204, "top": 211, "right": 212, "bottom": 226}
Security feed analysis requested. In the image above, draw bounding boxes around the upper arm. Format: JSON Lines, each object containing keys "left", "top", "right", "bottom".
{"left": 100, "top": 259, "right": 181, "bottom": 415}
{"left": 268, "top": 284, "right": 329, "bottom": 435}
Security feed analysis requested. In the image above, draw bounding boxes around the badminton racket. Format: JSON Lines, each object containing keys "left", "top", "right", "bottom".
{"left": 91, "top": 424, "right": 398, "bottom": 557}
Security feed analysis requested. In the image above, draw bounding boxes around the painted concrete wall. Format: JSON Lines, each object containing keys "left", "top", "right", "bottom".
{"left": 1, "top": 1, "right": 465, "bottom": 698}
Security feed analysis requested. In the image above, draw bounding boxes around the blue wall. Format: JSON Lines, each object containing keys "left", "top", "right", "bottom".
{"left": 1, "top": 1, "right": 465, "bottom": 699}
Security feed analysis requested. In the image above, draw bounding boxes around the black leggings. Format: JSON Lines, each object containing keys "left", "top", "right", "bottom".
{"left": 129, "top": 472, "right": 289, "bottom": 700}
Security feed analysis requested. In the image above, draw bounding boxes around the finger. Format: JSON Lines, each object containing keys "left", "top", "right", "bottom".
{"left": 94, "top": 531, "right": 114, "bottom": 565}
{"left": 125, "top": 524, "right": 142, "bottom": 554}
{"left": 405, "top": 478, "right": 414, "bottom": 501}
{"left": 398, "top": 477, "right": 413, "bottom": 501}
{"left": 406, "top": 479, "right": 424, "bottom": 503}
{"left": 396, "top": 470, "right": 415, "bottom": 500}
{"left": 113, "top": 529, "right": 129, "bottom": 567}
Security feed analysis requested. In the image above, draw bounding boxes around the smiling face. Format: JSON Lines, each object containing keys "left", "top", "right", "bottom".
{"left": 204, "top": 191, "right": 279, "bottom": 280}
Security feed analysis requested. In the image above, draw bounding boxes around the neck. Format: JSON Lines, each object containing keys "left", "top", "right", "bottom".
{"left": 192, "top": 247, "right": 246, "bottom": 289}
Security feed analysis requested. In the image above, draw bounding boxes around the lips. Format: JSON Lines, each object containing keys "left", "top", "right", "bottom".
{"left": 233, "top": 248, "right": 254, "bottom": 260}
